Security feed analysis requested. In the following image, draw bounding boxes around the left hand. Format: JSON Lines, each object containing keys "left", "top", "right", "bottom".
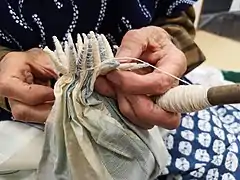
{"left": 95, "top": 26, "right": 187, "bottom": 130}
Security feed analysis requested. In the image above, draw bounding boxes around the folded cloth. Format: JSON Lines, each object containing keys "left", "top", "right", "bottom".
{"left": 37, "top": 32, "right": 169, "bottom": 180}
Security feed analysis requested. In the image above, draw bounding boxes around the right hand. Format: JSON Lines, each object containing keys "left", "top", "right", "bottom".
{"left": 0, "top": 48, "right": 57, "bottom": 123}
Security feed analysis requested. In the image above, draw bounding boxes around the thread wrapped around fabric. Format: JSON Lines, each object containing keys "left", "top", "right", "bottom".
{"left": 36, "top": 32, "right": 169, "bottom": 180}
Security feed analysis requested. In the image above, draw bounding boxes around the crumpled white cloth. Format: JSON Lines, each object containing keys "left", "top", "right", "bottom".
{"left": 185, "top": 65, "right": 234, "bottom": 87}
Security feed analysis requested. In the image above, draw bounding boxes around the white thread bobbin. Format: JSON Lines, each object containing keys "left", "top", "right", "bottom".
{"left": 156, "top": 85, "right": 211, "bottom": 113}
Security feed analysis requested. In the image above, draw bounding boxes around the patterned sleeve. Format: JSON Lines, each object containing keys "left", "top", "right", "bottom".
{"left": 151, "top": 6, "right": 206, "bottom": 73}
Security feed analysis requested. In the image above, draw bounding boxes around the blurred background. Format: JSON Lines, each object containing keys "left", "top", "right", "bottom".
{"left": 191, "top": 0, "right": 240, "bottom": 83}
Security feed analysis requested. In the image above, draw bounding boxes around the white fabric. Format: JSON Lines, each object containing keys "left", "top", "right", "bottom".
{"left": 0, "top": 121, "right": 44, "bottom": 180}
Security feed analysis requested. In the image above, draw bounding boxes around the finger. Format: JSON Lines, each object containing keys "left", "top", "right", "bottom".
{"left": 28, "top": 61, "right": 58, "bottom": 80}
{"left": 0, "top": 78, "right": 55, "bottom": 105}
{"left": 9, "top": 99, "right": 53, "bottom": 123}
{"left": 94, "top": 76, "right": 116, "bottom": 98}
{"left": 126, "top": 95, "right": 180, "bottom": 130}
{"left": 27, "top": 48, "right": 58, "bottom": 79}
{"left": 107, "top": 71, "right": 175, "bottom": 95}
{"left": 153, "top": 47, "right": 187, "bottom": 78}
{"left": 115, "top": 29, "right": 148, "bottom": 58}
{"left": 115, "top": 27, "right": 170, "bottom": 59}
{"left": 117, "top": 93, "right": 152, "bottom": 129}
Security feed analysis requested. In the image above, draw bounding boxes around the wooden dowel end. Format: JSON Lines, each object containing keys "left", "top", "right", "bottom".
{"left": 207, "top": 84, "right": 240, "bottom": 106}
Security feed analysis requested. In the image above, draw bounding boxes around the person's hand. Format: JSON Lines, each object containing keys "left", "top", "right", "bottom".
{"left": 0, "top": 48, "right": 57, "bottom": 123}
{"left": 95, "top": 26, "right": 187, "bottom": 130}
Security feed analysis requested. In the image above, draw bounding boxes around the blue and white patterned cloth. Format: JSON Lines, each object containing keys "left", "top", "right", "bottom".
{"left": 159, "top": 88, "right": 240, "bottom": 179}
{"left": 0, "top": 0, "right": 197, "bottom": 51}
{"left": 2, "top": 0, "right": 239, "bottom": 179}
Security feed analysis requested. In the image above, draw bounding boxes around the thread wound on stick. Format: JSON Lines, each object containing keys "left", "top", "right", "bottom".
{"left": 156, "top": 85, "right": 211, "bottom": 113}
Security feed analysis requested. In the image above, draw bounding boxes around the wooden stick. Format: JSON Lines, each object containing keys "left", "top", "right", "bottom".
{"left": 207, "top": 84, "right": 240, "bottom": 106}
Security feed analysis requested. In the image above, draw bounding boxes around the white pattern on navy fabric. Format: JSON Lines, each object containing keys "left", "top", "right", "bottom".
{"left": 163, "top": 134, "right": 174, "bottom": 150}
{"left": 95, "top": 0, "right": 107, "bottom": 31}
{"left": 237, "top": 134, "right": 240, "bottom": 141}
{"left": 166, "top": 0, "right": 196, "bottom": 15}
{"left": 175, "top": 158, "right": 190, "bottom": 171}
{"left": 53, "top": 0, "right": 63, "bottom": 9}
{"left": 154, "top": 0, "right": 160, "bottom": 8}
{"left": 7, "top": 2, "right": 32, "bottom": 31}
{"left": 217, "top": 107, "right": 227, "bottom": 117}
{"left": 224, "top": 124, "right": 235, "bottom": 134}
{"left": 195, "top": 163, "right": 207, "bottom": 169}
{"left": 169, "top": 129, "right": 177, "bottom": 135}
{"left": 166, "top": 154, "right": 172, "bottom": 166}
{"left": 198, "top": 120, "right": 211, "bottom": 132}
{"left": 233, "top": 111, "right": 240, "bottom": 119}
{"left": 32, "top": 14, "right": 46, "bottom": 48}
{"left": 18, "top": 0, "right": 33, "bottom": 31}
{"left": 198, "top": 132, "right": 211, "bottom": 148}
{"left": 222, "top": 173, "right": 236, "bottom": 180}
{"left": 181, "top": 115, "right": 194, "bottom": 129}
{"left": 197, "top": 110, "right": 211, "bottom": 121}
{"left": 105, "top": 33, "right": 117, "bottom": 45}
{"left": 225, "top": 105, "right": 235, "bottom": 110}
{"left": 62, "top": 0, "right": 79, "bottom": 41}
{"left": 220, "top": 115, "right": 235, "bottom": 124}
{"left": 121, "top": 17, "right": 132, "bottom": 30}
{"left": 180, "top": 130, "right": 195, "bottom": 141}
{"left": 213, "top": 126, "right": 225, "bottom": 141}
{"left": 162, "top": 105, "right": 240, "bottom": 178}
{"left": 212, "top": 139, "right": 225, "bottom": 154}
{"left": 227, "top": 134, "right": 237, "bottom": 143}
{"left": 225, "top": 152, "right": 238, "bottom": 172}
{"left": 228, "top": 122, "right": 240, "bottom": 134}
{"left": 0, "top": 30, "right": 12, "bottom": 43}
{"left": 117, "top": 24, "right": 122, "bottom": 33}
{"left": 160, "top": 168, "right": 169, "bottom": 175}
{"left": 136, "top": 0, "right": 152, "bottom": 20}
{"left": 228, "top": 142, "right": 238, "bottom": 153}
{"left": 209, "top": 107, "right": 219, "bottom": 116}
{"left": 178, "top": 141, "right": 192, "bottom": 156}
{"left": 212, "top": 115, "right": 223, "bottom": 128}
{"left": 195, "top": 149, "right": 210, "bottom": 162}
{"left": 211, "top": 154, "right": 224, "bottom": 166}
{"left": 206, "top": 168, "right": 219, "bottom": 180}
{"left": 190, "top": 167, "right": 205, "bottom": 178}
{"left": 1, "top": 29, "right": 22, "bottom": 49}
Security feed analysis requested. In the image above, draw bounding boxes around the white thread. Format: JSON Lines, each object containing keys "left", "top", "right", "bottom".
{"left": 112, "top": 57, "right": 191, "bottom": 85}
{"left": 156, "top": 85, "right": 211, "bottom": 113}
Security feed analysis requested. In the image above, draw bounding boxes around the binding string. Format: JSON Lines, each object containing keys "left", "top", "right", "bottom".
{"left": 112, "top": 57, "right": 191, "bottom": 85}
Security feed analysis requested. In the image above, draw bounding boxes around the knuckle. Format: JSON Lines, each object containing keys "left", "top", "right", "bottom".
{"left": 124, "top": 29, "right": 139, "bottom": 39}
{"left": 155, "top": 77, "right": 172, "bottom": 94}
